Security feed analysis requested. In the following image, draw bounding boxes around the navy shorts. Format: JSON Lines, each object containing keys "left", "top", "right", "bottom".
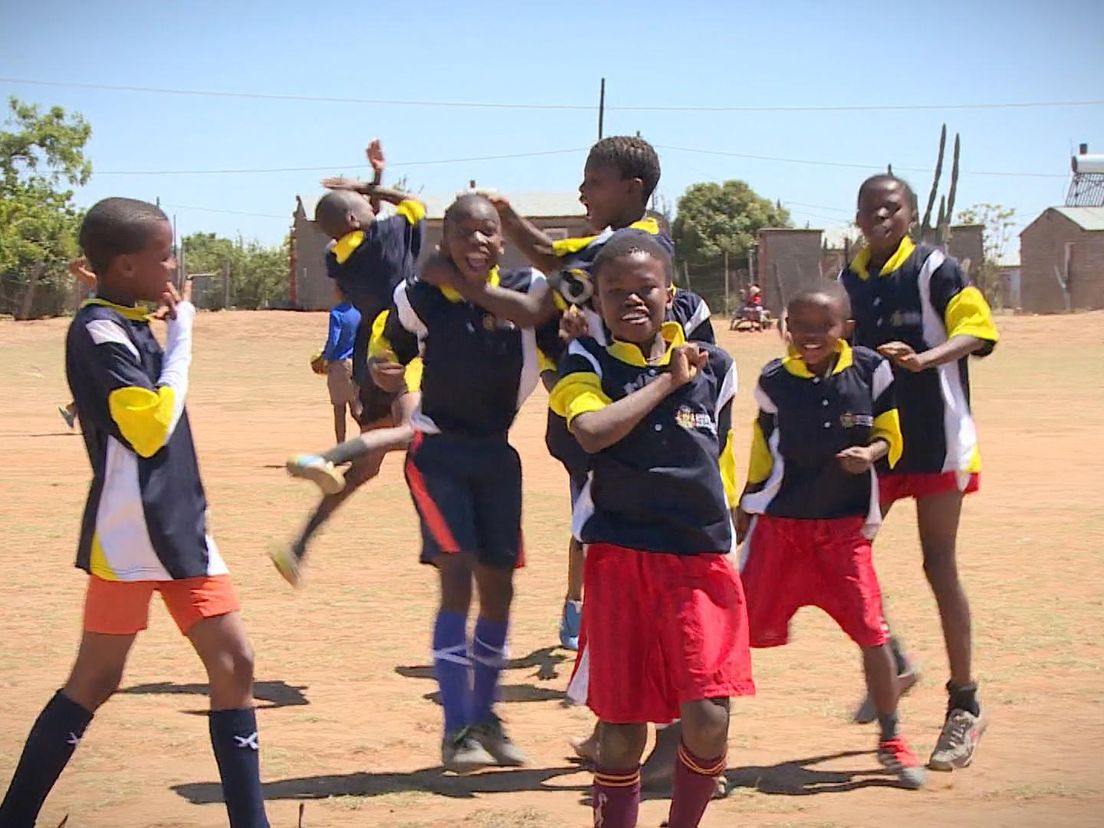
{"left": 404, "top": 431, "right": 524, "bottom": 570}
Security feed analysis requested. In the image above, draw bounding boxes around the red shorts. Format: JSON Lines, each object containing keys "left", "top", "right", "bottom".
{"left": 740, "top": 515, "right": 888, "bottom": 649}
{"left": 571, "top": 543, "right": 754, "bottom": 724}
{"left": 879, "top": 471, "right": 980, "bottom": 504}
{"left": 83, "top": 575, "right": 240, "bottom": 636}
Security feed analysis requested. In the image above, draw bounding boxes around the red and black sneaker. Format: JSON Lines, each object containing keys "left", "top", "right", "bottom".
{"left": 878, "top": 736, "right": 927, "bottom": 789}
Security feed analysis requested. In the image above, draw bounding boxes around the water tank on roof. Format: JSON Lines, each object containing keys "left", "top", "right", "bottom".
{"left": 1071, "top": 154, "right": 1104, "bottom": 174}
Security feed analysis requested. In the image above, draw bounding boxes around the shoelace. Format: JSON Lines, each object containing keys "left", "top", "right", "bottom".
{"left": 943, "top": 712, "right": 973, "bottom": 746}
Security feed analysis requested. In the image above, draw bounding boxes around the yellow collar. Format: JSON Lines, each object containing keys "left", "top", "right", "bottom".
{"left": 333, "top": 229, "right": 365, "bottom": 264}
{"left": 626, "top": 216, "right": 659, "bottom": 234}
{"left": 440, "top": 266, "right": 500, "bottom": 303}
{"left": 607, "top": 321, "right": 685, "bottom": 367}
{"left": 782, "top": 339, "right": 853, "bottom": 379}
{"left": 82, "top": 297, "right": 149, "bottom": 321}
{"left": 850, "top": 236, "right": 915, "bottom": 280}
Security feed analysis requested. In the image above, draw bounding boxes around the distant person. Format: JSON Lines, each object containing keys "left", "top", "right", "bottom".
{"left": 319, "top": 284, "right": 362, "bottom": 443}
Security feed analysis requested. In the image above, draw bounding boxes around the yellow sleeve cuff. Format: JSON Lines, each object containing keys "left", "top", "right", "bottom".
{"left": 719, "top": 431, "right": 738, "bottom": 507}
{"left": 746, "top": 419, "right": 774, "bottom": 485}
{"left": 108, "top": 385, "right": 174, "bottom": 458}
{"left": 549, "top": 372, "right": 611, "bottom": 427}
{"left": 396, "top": 199, "right": 426, "bottom": 225}
{"left": 945, "top": 286, "right": 999, "bottom": 342}
{"left": 368, "top": 310, "right": 393, "bottom": 360}
{"left": 538, "top": 349, "right": 557, "bottom": 374}
{"left": 552, "top": 234, "right": 595, "bottom": 257}
{"left": 872, "top": 408, "right": 904, "bottom": 469}
{"left": 403, "top": 357, "right": 424, "bottom": 392}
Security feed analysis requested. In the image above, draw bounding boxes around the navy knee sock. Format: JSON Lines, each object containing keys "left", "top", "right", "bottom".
{"left": 469, "top": 617, "right": 508, "bottom": 726}
{"left": 208, "top": 708, "right": 269, "bottom": 828}
{"left": 0, "top": 691, "right": 93, "bottom": 828}
{"left": 433, "top": 610, "right": 471, "bottom": 736}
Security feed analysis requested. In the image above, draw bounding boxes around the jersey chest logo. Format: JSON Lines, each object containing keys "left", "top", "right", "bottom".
{"left": 839, "top": 412, "right": 874, "bottom": 429}
{"left": 675, "top": 405, "right": 717, "bottom": 435}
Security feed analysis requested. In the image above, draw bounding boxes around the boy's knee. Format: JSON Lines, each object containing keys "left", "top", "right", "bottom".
{"left": 66, "top": 665, "right": 125, "bottom": 710}
{"left": 209, "top": 641, "right": 256, "bottom": 690}
{"left": 598, "top": 722, "right": 648, "bottom": 767}
{"left": 680, "top": 699, "right": 730, "bottom": 752}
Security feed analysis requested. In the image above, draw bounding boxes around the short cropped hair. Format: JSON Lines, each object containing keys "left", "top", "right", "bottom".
{"left": 79, "top": 197, "right": 168, "bottom": 274}
{"left": 443, "top": 192, "right": 497, "bottom": 229}
{"left": 587, "top": 136, "right": 661, "bottom": 200}
{"left": 315, "top": 190, "right": 368, "bottom": 228}
{"left": 592, "top": 228, "right": 673, "bottom": 284}
{"left": 787, "top": 280, "right": 852, "bottom": 318}
{"left": 857, "top": 174, "right": 918, "bottom": 215}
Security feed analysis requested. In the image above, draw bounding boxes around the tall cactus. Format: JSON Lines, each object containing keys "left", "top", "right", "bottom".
{"left": 913, "top": 124, "right": 960, "bottom": 246}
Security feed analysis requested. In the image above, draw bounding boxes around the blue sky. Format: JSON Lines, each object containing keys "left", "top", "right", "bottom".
{"left": 2, "top": 0, "right": 1101, "bottom": 256}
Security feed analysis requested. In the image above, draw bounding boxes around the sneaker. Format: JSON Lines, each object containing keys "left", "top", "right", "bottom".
{"left": 58, "top": 405, "right": 76, "bottom": 430}
{"left": 559, "top": 600, "right": 582, "bottom": 650}
{"left": 928, "top": 708, "right": 987, "bottom": 771}
{"left": 854, "top": 666, "right": 920, "bottom": 724}
{"left": 471, "top": 714, "right": 527, "bottom": 767}
{"left": 878, "top": 736, "right": 927, "bottom": 789}
{"left": 285, "top": 454, "right": 345, "bottom": 495}
{"left": 442, "top": 728, "right": 495, "bottom": 774}
{"left": 269, "top": 543, "right": 305, "bottom": 588}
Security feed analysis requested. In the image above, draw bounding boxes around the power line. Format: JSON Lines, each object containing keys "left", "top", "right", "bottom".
{"left": 3, "top": 76, "right": 1103, "bottom": 114}
{"left": 656, "top": 144, "right": 1070, "bottom": 179}
{"left": 161, "top": 203, "right": 288, "bottom": 219}
{"left": 91, "top": 147, "right": 587, "bottom": 175}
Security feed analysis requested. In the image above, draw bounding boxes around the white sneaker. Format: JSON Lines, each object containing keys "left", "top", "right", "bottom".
{"left": 928, "top": 708, "right": 988, "bottom": 771}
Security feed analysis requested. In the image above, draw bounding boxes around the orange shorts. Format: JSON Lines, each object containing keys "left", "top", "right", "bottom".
{"left": 83, "top": 574, "right": 239, "bottom": 636}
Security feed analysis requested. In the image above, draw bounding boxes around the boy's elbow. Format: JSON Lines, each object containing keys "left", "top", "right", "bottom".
{"left": 571, "top": 420, "right": 604, "bottom": 454}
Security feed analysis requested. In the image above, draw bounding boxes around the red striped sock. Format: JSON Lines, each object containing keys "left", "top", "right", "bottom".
{"left": 667, "top": 742, "right": 726, "bottom": 828}
{"left": 593, "top": 764, "right": 640, "bottom": 828}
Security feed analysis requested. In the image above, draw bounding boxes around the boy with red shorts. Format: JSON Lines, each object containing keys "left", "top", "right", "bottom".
{"left": 550, "top": 229, "right": 752, "bottom": 828}
{"left": 0, "top": 198, "right": 268, "bottom": 827}
{"left": 736, "top": 283, "right": 925, "bottom": 789}
{"left": 840, "top": 174, "right": 999, "bottom": 770}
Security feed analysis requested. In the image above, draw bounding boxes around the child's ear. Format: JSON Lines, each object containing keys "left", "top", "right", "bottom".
{"left": 346, "top": 211, "right": 361, "bottom": 231}
{"left": 843, "top": 318, "right": 855, "bottom": 340}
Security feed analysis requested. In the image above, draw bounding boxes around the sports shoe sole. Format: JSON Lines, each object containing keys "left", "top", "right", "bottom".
{"left": 443, "top": 746, "right": 495, "bottom": 775}
{"left": 269, "top": 546, "right": 303, "bottom": 588}
{"left": 286, "top": 457, "right": 345, "bottom": 495}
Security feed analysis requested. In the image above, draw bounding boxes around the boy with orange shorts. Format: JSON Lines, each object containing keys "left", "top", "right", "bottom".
{"left": 0, "top": 198, "right": 269, "bottom": 828}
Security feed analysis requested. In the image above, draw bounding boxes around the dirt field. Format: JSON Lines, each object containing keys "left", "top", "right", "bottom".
{"left": 1, "top": 310, "right": 1102, "bottom": 828}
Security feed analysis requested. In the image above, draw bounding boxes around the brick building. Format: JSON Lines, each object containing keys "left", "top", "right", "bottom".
{"left": 289, "top": 190, "right": 588, "bottom": 311}
{"left": 1019, "top": 207, "right": 1104, "bottom": 313}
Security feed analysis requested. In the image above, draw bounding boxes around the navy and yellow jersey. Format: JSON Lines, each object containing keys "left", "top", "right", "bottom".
{"left": 326, "top": 199, "right": 426, "bottom": 325}
{"left": 740, "top": 342, "right": 902, "bottom": 536}
{"left": 372, "top": 266, "right": 560, "bottom": 437}
{"left": 65, "top": 299, "right": 225, "bottom": 581}
{"left": 839, "top": 238, "right": 998, "bottom": 476}
{"left": 543, "top": 287, "right": 717, "bottom": 477}
{"left": 549, "top": 323, "right": 739, "bottom": 556}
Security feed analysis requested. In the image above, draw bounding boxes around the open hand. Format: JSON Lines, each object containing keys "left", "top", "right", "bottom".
{"left": 67, "top": 257, "right": 97, "bottom": 288}
{"left": 367, "top": 139, "right": 386, "bottom": 173}
{"left": 877, "top": 341, "right": 927, "bottom": 372}
{"left": 836, "top": 445, "right": 876, "bottom": 474}
{"left": 669, "top": 343, "right": 708, "bottom": 387}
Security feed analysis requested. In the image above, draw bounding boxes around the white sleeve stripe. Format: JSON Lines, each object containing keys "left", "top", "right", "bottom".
{"left": 685, "top": 299, "right": 712, "bottom": 335}
{"left": 753, "top": 383, "right": 777, "bottom": 414}
{"left": 566, "top": 339, "right": 602, "bottom": 378}
{"left": 85, "top": 319, "right": 139, "bottom": 359}
{"left": 871, "top": 359, "right": 894, "bottom": 400}
{"left": 526, "top": 268, "right": 547, "bottom": 296}
{"left": 394, "top": 283, "right": 428, "bottom": 340}
{"left": 715, "top": 361, "right": 738, "bottom": 417}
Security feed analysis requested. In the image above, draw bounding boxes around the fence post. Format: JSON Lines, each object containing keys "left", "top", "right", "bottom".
{"left": 723, "top": 252, "right": 730, "bottom": 316}
{"left": 682, "top": 261, "right": 692, "bottom": 291}
{"left": 223, "top": 261, "right": 231, "bottom": 309}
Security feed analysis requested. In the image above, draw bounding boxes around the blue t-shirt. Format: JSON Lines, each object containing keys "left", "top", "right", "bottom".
{"left": 323, "top": 302, "right": 361, "bottom": 361}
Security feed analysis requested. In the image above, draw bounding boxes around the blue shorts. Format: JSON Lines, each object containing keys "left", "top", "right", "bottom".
{"left": 404, "top": 431, "right": 524, "bottom": 570}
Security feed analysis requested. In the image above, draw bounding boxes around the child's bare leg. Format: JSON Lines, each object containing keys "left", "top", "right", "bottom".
{"left": 188, "top": 612, "right": 269, "bottom": 827}
{"left": 667, "top": 698, "right": 729, "bottom": 828}
{"left": 641, "top": 721, "right": 682, "bottom": 789}
{"left": 292, "top": 449, "right": 385, "bottom": 553}
{"left": 916, "top": 490, "right": 972, "bottom": 690}
{"left": 333, "top": 403, "right": 347, "bottom": 444}
{"left": 566, "top": 537, "right": 584, "bottom": 603}
{"left": 863, "top": 644, "right": 898, "bottom": 735}
{"left": 594, "top": 722, "right": 647, "bottom": 828}
{"left": 0, "top": 632, "right": 134, "bottom": 825}
{"left": 559, "top": 536, "right": 584, "bottom": 650}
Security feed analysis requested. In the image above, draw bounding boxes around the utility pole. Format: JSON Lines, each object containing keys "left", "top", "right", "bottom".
{"left": 597, "top": 78, "right": 606, "bottom": 140}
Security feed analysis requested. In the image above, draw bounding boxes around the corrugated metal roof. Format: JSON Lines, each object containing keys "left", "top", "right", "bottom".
{"left": 1052, "top": 206, "right": 1104, "bottom": 230}
{"left": 295, "top": 190, "right": 584, "bottom": 221}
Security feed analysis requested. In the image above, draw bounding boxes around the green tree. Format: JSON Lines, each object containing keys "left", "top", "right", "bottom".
{"left": 672, "top": 180, "right": 791, "bottom": 266}
{"left": 956, "top": 203, "right": 1016, "bottom": 304}
{"left": 0, "top": 97, "right": 92, "bottom": 317}
{"left": 181, "top": 231, "right": 289, "bottom": 309}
